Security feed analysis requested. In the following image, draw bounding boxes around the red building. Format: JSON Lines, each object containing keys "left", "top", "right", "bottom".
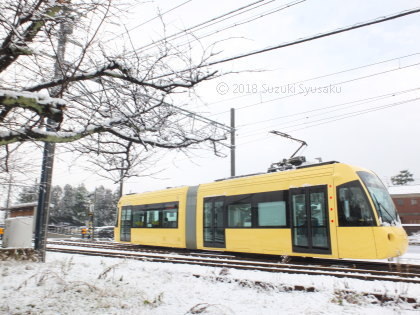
{"left": 389, "top": 185, "right": 420, "bottom": 224}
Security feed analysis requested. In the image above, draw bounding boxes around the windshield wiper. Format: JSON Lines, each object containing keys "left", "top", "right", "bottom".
{"left": 372, "top": 194, "right": 396, "bottom": 224}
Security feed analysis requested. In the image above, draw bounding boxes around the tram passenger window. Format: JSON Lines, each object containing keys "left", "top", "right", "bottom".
{"left": 120, "top": 207, "right": 132, "bottom": 241}
{"left": 162, "top": 209, "right": 178, "bottom": 228}
{"left": 310, "top": 191, "right": 328, "bottom": 248}
{"left": 292, "top": 194, "right": 307, "bottom": 227}
{"left": 292, "top": 193, "right": 308, "bottom": 247}
{"left": 121, "top": 207, "right": 132, "bottom": 220}
{"left": 204, "top": 202, "right": 213, "bottom": 227}
{"left": 257, "top": 201, "right": 286, "bottom": 227}
{"left": 228, "top": 204, "right": 252, "bottom": 227}
{"left": 146, "top": 210, "right": 161, "bottom": 228}
{"left": 337, "top": 181, "right": 375, "bottom": 226}
{"left": 132, "top": 210, "right": 146, "bottom": 228}
{"left": 310, "top": 192, "right": 326, "bottom": 226}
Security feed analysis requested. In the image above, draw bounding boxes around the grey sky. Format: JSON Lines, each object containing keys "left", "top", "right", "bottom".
{"left": 52, "top": 0, "right": 420, "bottom": 194}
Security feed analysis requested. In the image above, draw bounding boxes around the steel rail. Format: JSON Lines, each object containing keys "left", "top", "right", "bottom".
{"left": 47, "top": 245, "right": 420, "bottom": 284}
{"left": 47, "top": 240, "right": 420, "bottom": 274}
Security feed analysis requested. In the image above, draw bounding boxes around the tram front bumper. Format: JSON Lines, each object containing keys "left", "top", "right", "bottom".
{"left": 373, "top": 226, "right": 408, "bottom": 259}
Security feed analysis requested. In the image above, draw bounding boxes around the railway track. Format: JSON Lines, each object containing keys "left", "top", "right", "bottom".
{"left": 48, "top": 239, "right": 420, "bottom": 272}
{"left": 47, "top": 240, "right": 420, "bottom": 284}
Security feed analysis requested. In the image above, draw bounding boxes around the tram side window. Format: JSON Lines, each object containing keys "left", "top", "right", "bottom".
{"left": 131, "top": 202, "right": 179, "bottom": 228}
{"left": 228, "top": 204, "right": 252, "bottom": 227}
{"left": 162, "top": 209, "right": 178, "bottom": 228}
{"left": 337, "top": 181, "right": 375, "bottom": 227}
{"left": 121, "top": 207, "right": 132, "bottom": 223}
{"left": 224, "top": 190, "right": 288, "bottom": 228}
{"left": 258, "top": 201, "right": 287, "bottom": 227}
{"left": 146, "top": 210, "right": 161, "bottom": 228}
{"left": 132, "top": 210, "right": 146, "bottom": 228}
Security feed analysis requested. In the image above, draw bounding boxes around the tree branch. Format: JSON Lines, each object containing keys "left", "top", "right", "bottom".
{"left": 0, "top": 91, "right": 66, "bottom": 123}
{"left": 0, "top": 2, "right": 64, "bottom": 72}
{"left": 25, "top": 61, "right": 218, "bottom": 93}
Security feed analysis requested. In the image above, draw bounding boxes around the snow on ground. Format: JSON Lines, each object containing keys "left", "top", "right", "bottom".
{"left": 409, "top": 232, "right": 420, "bottom": 244}
{"left": 1, "top": 250, "right": 420, "bottom": 315}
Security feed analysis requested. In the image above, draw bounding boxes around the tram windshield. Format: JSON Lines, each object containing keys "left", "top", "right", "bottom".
{"left": 357, "top": 171, "right": 401, "bottom": 226}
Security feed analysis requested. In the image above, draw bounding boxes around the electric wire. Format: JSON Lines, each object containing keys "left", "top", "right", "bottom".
{"left": 163, "top": 54, "right": 420, "bottom": 131}
{"left": 209, "top": 60, "right": 420, "bottom": 117}
{"left": 105, "top": 0, "right": 194, "bottom": 43}
{"left": 196, "top": 52, "right": 420, "bottom": 110}
{"left": 151, "top": 7, "right": 420, "bottom": 81}
{"left": 238, "top": 97, "right": 419, "bottom": 146}
{"left": 237, "top": 87, "right": 420, "bottom": 137}
{"left": 287, "top": 97, "right": 420, "bottom": 133}
{"left": 125, "top": 0, "right": 276, "bottom": 56}
{"left": 144, "top": 0, "right": 306, "bottom": 56}
{"left": 40, "top": 0, "right": 289, "bottom": 83}
{"left": 205, "top": 7, "right": 420, "bottom": 67}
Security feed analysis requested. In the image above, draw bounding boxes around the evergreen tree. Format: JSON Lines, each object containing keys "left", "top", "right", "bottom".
{"left": 93, "top": 186, "right": 107, "bottom": 226}
{"left": 17, "top": 184, "right": 38, "bottom": 203}
{"left": 49, "top": 185, "right": 63, "bottom": 224}
{"left": 28, "top": 182, "right": 118, "bottom": 226}
{"left": 73, "top": 184, "right": 89, "bottom": 225}
{"left": 102, "top": 187, "right": 117, "bottom": 226}
{"left": 91, "top": 186, "right": 118, "bottom": 226}
{"left": 391, "top": 170, "right": 415, "bottom": 186}
{"left": 59, "top": 184, "right": 76, "bottom": 225}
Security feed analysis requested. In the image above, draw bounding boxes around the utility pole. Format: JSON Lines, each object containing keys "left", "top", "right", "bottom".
{"left": 88, "top": 188, "right": 96, "bottom": 241}
{"left": 4, "top": 173, "right": 13, "bottom": 219}
{"left": 34, "top": 8, "right": 72, "bottom": 262}
{"left": 230, "top": 108, "right": 236, "bottom": 177}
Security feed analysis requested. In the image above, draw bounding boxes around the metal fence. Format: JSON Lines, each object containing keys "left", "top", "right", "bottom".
{"left": 48, "top": 225, "right": 81, "bottom": 236}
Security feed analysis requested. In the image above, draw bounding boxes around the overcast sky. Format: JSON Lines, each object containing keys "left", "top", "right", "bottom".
{"left": 50, "top": 0, "right": 420, "bottom": 194}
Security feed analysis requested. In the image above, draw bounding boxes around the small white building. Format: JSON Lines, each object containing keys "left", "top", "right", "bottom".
{"left": 2, "top": 202, "right": 37, "bottom": 248}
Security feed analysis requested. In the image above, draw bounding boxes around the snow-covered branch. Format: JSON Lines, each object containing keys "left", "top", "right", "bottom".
{"left": 0, "top": 89, "right": 66, "bottom": 123}
{"left": 0, "top": 1, "right": 64, "bottom": 73}
{"left": 0, "top": 0, "right": 229, "bottom": 180}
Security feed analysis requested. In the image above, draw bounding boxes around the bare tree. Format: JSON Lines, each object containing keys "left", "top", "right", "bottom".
{"left": 0, "top": 0, "right": 228, "bottom": 180}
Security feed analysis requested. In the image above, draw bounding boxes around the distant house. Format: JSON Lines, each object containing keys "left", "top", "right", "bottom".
{"left": 389, "top": 185, "right": 420, "bottom": 225}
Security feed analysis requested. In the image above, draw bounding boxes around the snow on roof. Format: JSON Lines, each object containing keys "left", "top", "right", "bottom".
{"left": 388, "top": 184, "right": 420, "bottom": 196}
{"left": 8, "top": 202, "right": 38, "bottom": 209}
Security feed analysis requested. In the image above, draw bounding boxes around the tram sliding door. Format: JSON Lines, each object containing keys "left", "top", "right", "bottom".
{"left": 120, "top": 206, "right": 132, "bottom": 242}
{"left": 290, "top": 186, "right": 331, "bottom": 254}
{"left": 203, "top": 197, "right": 226, "bottom": 248}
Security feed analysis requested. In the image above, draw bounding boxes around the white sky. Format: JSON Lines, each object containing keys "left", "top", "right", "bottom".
{"left": 50, "top": 0, "right": 420, "bottom": 195}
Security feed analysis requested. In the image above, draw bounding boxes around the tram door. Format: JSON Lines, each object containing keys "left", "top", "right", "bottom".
{"left": 120, "top": 206, "right": 132, "bottom": 242}
{"left": 290, "top": 186, "right": 331, "bottom": 254}
{"left": 203, "top": 197, "right": 226, "bottom": 248}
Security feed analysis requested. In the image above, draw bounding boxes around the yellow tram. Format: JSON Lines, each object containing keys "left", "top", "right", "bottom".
{"left": 115, "top": 161, "right": 408, "bottom": 259}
